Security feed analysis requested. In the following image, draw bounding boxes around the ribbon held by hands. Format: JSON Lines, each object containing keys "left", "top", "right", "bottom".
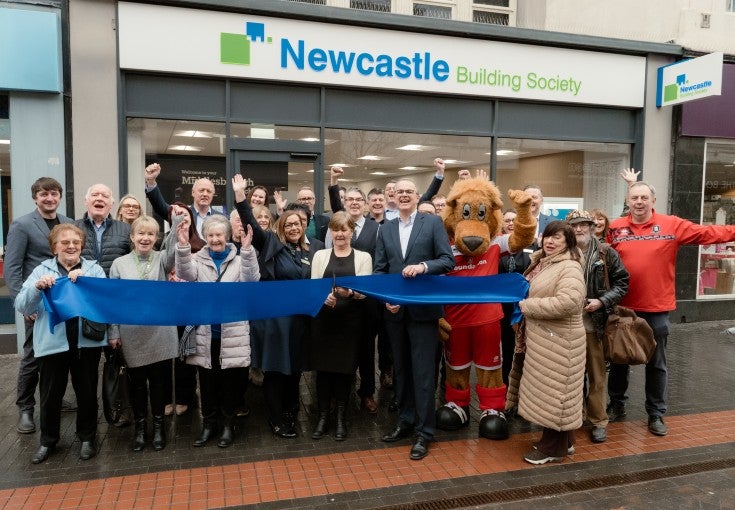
{"left": 42, "top": 273, "right": 529, "bottom": 330}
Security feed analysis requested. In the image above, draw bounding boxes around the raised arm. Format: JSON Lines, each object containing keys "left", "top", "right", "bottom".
{"left": 144, "top": 163, "right": 171, "bottom": 220}
{"left": 328, "top": 166, "right": 345, "bottom": 213}
{"left": 232, "top": 175, "right": 267, "bottom": 252}
{"left": 419, "top": 158, "right": 445, "bottom": 202}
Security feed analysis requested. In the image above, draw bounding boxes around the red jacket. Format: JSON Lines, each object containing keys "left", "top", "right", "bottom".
{"left": 607, "top": 211, "right": 735, "bottom": 312}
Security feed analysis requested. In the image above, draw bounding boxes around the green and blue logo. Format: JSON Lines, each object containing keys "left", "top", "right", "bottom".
{"left": 663, "top": 73, "right": 713, "bottom": 103}
{"left": 220, "top": 22, "right": 271, "bottom": 65}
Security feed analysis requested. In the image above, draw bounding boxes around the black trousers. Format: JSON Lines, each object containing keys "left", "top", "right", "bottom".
{"left": 128, "top": 359, "right": 170, "bottom": 420}
{"left": 163, "top": 327, "right": 197, "bottom": 407}
{"left": 16, "top": 317, "right": 38, "bottom": 412}
{"left": 316, "top": 371, "right": 352, "bottom": 411}
{"left": 37, "top": 347, "right": 101, "bottom": 447}
{"left": 385, "top": 315, "right": 440, "bottom": 440}
{"left": 263, "top": 371, "right": 302, "bottom": 426}
{"left": 196, "top": 338, "right": 248, "bottom": 423}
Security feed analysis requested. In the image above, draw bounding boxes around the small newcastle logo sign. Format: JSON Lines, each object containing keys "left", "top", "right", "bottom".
{"left": 657, "top": 52, "right": 722, "bottom": 107}
{"left": 221, "top": 22, "right": 271, "bottom": 66}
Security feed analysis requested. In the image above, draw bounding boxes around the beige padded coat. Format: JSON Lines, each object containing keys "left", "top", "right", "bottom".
{"left": 517, "top": 249, "right": 586, "bottom": 431}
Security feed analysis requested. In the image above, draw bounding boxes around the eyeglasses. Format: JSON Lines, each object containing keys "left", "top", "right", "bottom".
{"left": 121, "top": 204, "right": 140, "bottom": 210}
{"left": 57, "top": 240, "right": 82, "bottom": 247}
{"left": 283, "top": 221, "right": 302, "bottom": 229}
{"left": 395, "top": 189, "right": 416, "bottom": 196}
{"left": 345, "top": 197, "right": 365, "bottom": 203}
{"left": 297, "top": 196, "right": 315, "bottom": 202}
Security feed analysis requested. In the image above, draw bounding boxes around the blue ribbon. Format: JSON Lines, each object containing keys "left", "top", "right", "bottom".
{"left": 43, "top": 272, "right": 528, "bottom": 330}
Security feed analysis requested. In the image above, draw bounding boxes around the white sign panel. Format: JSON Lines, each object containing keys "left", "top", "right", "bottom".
{"left": 656, "top": 52, "right": 723, "bottom": 107}
{"left": 118, "top": 3, "right": 645, "bottom": 108}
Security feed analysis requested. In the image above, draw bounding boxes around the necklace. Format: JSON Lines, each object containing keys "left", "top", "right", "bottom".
{"left": 133, "top": 253, "right": 153, "bottom": 280}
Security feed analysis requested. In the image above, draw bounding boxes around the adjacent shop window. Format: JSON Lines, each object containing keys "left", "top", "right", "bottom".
{"left": 496, "top": 138, "right": 631, "bottom": 221}
{"left": 727, "top": 0, "right": 735, "bottom": 13}
{"left": 351, "top": 0, "right": 391, "bottom": 12}
{"left": 697, "top": 140, "right": 735, "bottom": 299}
{"left": 473, "top": 0, "right": 513, "bottom": 24}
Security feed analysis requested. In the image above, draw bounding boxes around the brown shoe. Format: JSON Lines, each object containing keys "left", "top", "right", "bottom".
{"left": 361, "top": 396, "right": 378, "bottom": 414}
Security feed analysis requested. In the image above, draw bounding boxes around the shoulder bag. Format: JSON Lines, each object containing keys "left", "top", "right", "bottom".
{"left": 598, "top": 245, "right": 656, "bottom": 365}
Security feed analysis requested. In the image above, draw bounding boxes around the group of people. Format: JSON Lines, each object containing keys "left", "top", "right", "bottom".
{"left": 5, "top": 161, "right": 735, "bottom": 466}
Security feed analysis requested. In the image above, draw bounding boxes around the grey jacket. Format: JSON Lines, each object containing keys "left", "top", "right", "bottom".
{"left": 3, "top": 209, "right": 74, "bottom": 301}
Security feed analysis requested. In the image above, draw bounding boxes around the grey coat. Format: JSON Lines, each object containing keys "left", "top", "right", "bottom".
{"left": 175, "top": 243, "right": 260, "bottom": 369}
{"left": 108, "top": 243, "right": 178, "bottom": 368}
{"left": 3, "top": 209, "right": 74, "bottom": 301}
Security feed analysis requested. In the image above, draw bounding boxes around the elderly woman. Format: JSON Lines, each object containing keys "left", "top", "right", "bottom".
{"left": 175, "top": 214, "right": 260, "bottom": 448}
{"left": 108, "top": 216, "right": 179, "bottom": 452}
{"left": 15, "top": 224, "right": 107, "bottom": 464}
{"left": 233, "top": 174, "right": 314, "bottom": 439}
{"left": 310, "top": 212, "right": 372, "bottom": 440}
{"left": 517, "top": 221, "right": 586, "bottom": 465}
{"left": 116, "top": 194, "right": 143, "bottom": 225}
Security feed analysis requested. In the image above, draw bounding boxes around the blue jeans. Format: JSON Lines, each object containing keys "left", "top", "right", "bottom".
{"left": 607, "top": 311, "right": 669, "bottom": 418}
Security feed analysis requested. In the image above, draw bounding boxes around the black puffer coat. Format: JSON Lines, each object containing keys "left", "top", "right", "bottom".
{"left": 77, "top": 214, "right": 132, "bottom": 275}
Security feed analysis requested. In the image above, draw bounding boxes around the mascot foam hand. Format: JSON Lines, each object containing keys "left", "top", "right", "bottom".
{"left": 506, "top": 189, "right": 537, "bottom": 253}
{"left": 438, "top": 318, "right": 452, "bottom": 343}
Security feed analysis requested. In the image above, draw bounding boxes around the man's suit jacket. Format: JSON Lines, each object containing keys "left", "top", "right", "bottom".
{"left": 311, "top": 213, "right": 330, "bottom": 243}
{"left": 3, "top": 209, "right": 74, "bottom": 300}
{"left": 373, "top": 212, "right": 455, "bottom": 322}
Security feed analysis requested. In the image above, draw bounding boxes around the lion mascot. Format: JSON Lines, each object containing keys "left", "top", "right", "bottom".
{"left": 437, "top": 177, "right": 536, "bottom": 439}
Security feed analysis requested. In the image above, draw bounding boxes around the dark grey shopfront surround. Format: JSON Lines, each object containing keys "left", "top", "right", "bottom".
{"left": 121, "top": 72, "right": 642, "bottom": 208}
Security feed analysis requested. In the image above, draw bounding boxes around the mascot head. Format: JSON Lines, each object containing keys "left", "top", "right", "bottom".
{"left": 443, "top": 177, "right": 504, "bottom": 257}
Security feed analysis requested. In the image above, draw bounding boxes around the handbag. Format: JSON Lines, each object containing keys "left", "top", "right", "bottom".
{"left": 598, "top": 245, "right": 656, "bottom": 365}
{"left": 178, "top": 324, "right": 198, "bottom": 360}
{"left": 81, "top": 318, "right": 107, "bottom": 341}
{"left": 102, "top": 348, "right": 131, "bottom": 424}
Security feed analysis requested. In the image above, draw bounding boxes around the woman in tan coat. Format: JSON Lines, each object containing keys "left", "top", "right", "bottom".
{"left": 518, "top": 220, "right": 586, "bottom": 465}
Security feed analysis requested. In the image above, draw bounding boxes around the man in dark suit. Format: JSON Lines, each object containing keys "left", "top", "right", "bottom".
{"left": 144, "top": 163, "right": 224, "bottom": 237}
{"left": 523, "top": 184, "right": 552, "bottom": 239}
{"left": 295, "top": 186, "right": 329, "bottom": 242}
{"left": 374, "top": 179, "right": 455, "bottom": 460}
{"left": 4, "top": 177, "right": 74, "bottom": 434}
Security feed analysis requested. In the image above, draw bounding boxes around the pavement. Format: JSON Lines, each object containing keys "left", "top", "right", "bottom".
{"left": 0, "top": 319, "right": 734, "bottom": 509}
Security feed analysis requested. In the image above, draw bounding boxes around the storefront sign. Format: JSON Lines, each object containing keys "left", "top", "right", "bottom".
{"left": 118, "top": 2, "right": 645, "bottom": 108}
{"left": 0, "top": 8, "right": 61, "bottom": 92}
{"left": 656, "top": 52, "right": 723, "bottom": 107}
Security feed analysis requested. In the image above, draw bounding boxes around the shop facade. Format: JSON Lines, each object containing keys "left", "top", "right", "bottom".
{"left": 0, "top": 3, "right": 67, "bottom": 344}
{"left": 671, "top": 61, "right": 735, "bottom": 322}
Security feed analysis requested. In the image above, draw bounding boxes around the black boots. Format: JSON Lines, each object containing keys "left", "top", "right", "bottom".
{"left": 334, "top": 402, "right": 347, "bottom": 441}
{"left": 311, "top": 411, "right": 329, "bottom": 440}
{"left": 193, "top": 420, "right": 217, "bottom": 447}
{"left": 132, "top": 419, "right": 147, "bottom": 452}
{"left": 218, "top": 417, "right": 234, "bottom": 448}
{"left": 152, "top": 415, "right": 166, "bottom": 451}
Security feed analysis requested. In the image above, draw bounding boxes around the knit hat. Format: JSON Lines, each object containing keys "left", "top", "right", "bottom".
{"left": 565, "top": 209, "right": 595, "bottom": 225}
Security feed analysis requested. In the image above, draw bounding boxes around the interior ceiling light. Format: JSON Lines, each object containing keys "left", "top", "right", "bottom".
{"left": 399, "top": 166, "right": 421, "bottom": 170}
{"left": 397, "top": 144, "right": 434, "bottom": 151}
{"left": 370, "top": 171, "right": 388, "bottom": 175}
{"left": 0, "top": 139, "right": 9, "bottom": 144}
{"left": 168, "top": 145, "right": 203, "bottom": 152}
{"left": 174, "top": 130, "right": 212, "bottom": 138}
{"left": 441, "top": 159, "right": 469, "bottom": 165}
{"left": 300, "top": 137, "right": 320, "bottom": 142}
{"left": 329, "top": 163, "right": 356, "bottom": 168}
{"left": 306, "top": 169, "right": 314, "bottom": 173}
{"left": 358, "top": 155, "right": 389, "bottom": 161}
{"left": 287, "top": 172, "right": 297, "bottom": 176}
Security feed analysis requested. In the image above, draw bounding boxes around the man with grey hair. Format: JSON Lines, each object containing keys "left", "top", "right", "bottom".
{"left": 607, "top": 170, "right": 735, "bottom": 437}
{"left": 522, "top": 184, "right": 552, "bottom": 239}
{"left": 76, "top": 184, "right": 131, "bottom": 276}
